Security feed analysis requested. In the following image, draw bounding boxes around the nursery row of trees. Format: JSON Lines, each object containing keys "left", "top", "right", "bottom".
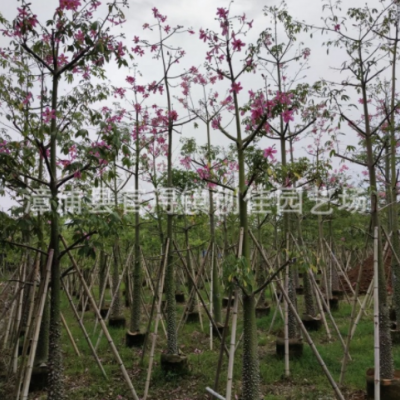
{"left": 1, "top": 0, "right": 400, "bottom": 399}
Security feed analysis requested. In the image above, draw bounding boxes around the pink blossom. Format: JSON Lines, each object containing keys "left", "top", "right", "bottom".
{"left": 282, "top": 109, "right": 294, "bottom": 124}
{"left": 0, "top": 141, "right": 10, "bottom": 155}
{"left": 114, "top": 87, "right": 126, "bottom": 98}
{"left": 180, "top": 156, "right": 191, "bottom": 169}
{"left": 263, "top": 147, "right": 277, "bottom": 159}
{"left": 211, "top": 115, "right": 221, "bottom": 130}
{"left": 199, "top": 29, "right": 208, "bottom": 42}
{"left": 216, "top": 8, "right": 228, "bottom": 19}
{"left": 302, "top": 48, "right": 311, "bottom": 59}
{"left": 43, "top": 108, "right": 56, "bottom": 124}
{"left": 334, "top": 24, "right": 340, "bottom": 31}
{"left": 232, "top": 37, "right": 245, "bottom": 52}
{"left": 75, "top": 30, "right": 85, "bottom": 43}
{"left": 168, "top": 110, "right": 178, "bottom": 121}
{"left": 59, "top": 0, "right": 82, "bottom": 12}
{"left": 230, "top": 82, "right": 243, "bottom": 94}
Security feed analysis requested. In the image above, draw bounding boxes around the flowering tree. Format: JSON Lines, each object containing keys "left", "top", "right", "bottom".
{"left": 0, "top": 1, "right": 130, "bottom": 397}
{"left": 198, "top": 6, "right": 298, "bottom": 399}
{"left": 135, "top": 7, "right": 196, "bottom": 366}
{"left": 309, "top": 0, "right": 400, "bottom": 380}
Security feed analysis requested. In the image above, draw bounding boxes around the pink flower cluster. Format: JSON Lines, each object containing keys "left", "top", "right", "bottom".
{"left": 59, "top": 0, "right": 82, "bottom": 12}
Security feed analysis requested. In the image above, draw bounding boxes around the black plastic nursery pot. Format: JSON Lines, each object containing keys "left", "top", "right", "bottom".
{"left": 212, "top": 322, "right": 229, "bottom": 337}
{"left": 108, "top": 316, "right": 126, "bottom": 329}
{"left": 222, "top": 297, "right": 234, "bottom": 308}
{"left": 255, "top": 303, "right": 271, "bottom": 318}
{"left": 366, "top": 368, "right": 400, "bottom": 399}
{"left": 275, "top": 336, "right": 303, "bottom": 359}
{"left": 175, "top": 292, "right": 185, "bottom": 304}
{"left": 186, "top": 310, "right": 200, "bottom": 323}
{"left": 332, "top": 289, "right": 344, "bottom": 300}
{"left": 125, "top": 331, "right": 146, "bottom": 347}
{"left": 391, "top": 329, "right": 400, "bottom": 345}
{"left": 301, "top": 314, "right": 322, "bottom": 332}
{"left": 295, "top": 286, "right": 304, "bottom": 295}
{"left": 322, "top": 296, "right": 340, "bottom": 312}
{"left": 29, "top": 364, "right": 48, "bottom": 392}
{"left": 99, "top": 307, "right": 109, "bottom": 319}
{"left": 160, "top": 353, "right": 189, "bottom": 374}
{"left": 77, "top": 302, "right": 90, "bottom": 312}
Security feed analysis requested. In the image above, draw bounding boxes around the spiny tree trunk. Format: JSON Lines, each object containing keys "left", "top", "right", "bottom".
{"left": 363, "top": 82, "right": 394, "bottom": 378}
{"left": 242, "top": 294, "right": 259, "bottom": 400}
{"left": 303, "top": 269, "right": 317, "bottom": 317}
{"left": 47, "top": 75, "right": 64, "bottom": 400}
{"left": 388, "top": 28, "right": 400, "bottom": 332}
{"left": 130, "top": 121, "right": 142, "bottom": 333}
{"left": 110, "top": 242, "right": 122, "bottom": 320}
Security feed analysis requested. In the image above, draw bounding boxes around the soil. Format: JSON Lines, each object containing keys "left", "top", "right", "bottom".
{"left": 340, "top": 252, "right": 392, "bottom": 294}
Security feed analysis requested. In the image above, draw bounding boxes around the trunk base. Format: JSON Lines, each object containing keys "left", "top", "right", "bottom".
{"left": 125, "top": 331, "right": 146, "bottom": 348}
{"left": 366, "top": 368, "right": 400, "bottom": 399}
{"left": 108, "top": 316, "right": 126, "bottom": 329}
{"left": 275, "top": 337, "right": 303, "bottom": 359}
{"left": 301, "top": 314, "right": 322, "bottom": 332}
{"left": 160, "top": 353, "right": 189, "bottom": 375}
{"left": 29, "top": 364, "right": 48, "bottom": 392}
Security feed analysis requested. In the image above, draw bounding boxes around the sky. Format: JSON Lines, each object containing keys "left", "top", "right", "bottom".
{"left": 0, "top": 0, "right": 395, "bottom": 212}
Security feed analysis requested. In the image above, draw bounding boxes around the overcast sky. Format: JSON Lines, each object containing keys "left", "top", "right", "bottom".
{"left": 0, "top": 0, "right": 394, "bottom": 212}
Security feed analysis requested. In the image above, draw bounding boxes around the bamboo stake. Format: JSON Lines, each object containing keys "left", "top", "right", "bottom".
{"left": 140, "top": 247, "right": 166, "bottom": 366}
{"left": 14, "top": 257, "right": 40, "bottom": 400}
{"left": 20, "top": 250, "right": 53, "bottom": 400}
{"left": 210, "top": 243, "right": 214, "bottom": 351}
{"left": 143, "top": 239, "right": 169, "bottom": 400}
{"left": 284, "top": 261, "right": 290, "bottom": 377}
{"left": 225, "top": 290, "right": 239, "bottom": 400}
{"left": 94, "top": 247, "right": 133, "bottom": 350}
{"left": 61, "top": 236, "right": 140, "bottom": 400}
{"left": 225, "top": 227, "right": 243, "bottom": 400}
{"left": 94, "top": 259, "right": 128, "bottom": 350}
{"left": 139, "top": 259, "right": 167, "bottom": 337}
{"left": 62, "top": 278, "right": 108, "bottom": 379}
{"left": 60, "top": 312, "right": 81, "bottom": 357}
{"left": 250, "top": 231, "right": 345, "bottom": 400}
{"left": 93, "top": 255, "right": 111, "bottom": 334}
{"left": 13, "top": 256, "right": 27, "bottom": 373}
{"left": 213, "top": 290, "right": 233, "bottom": 393}
{"left": 173, "top": 241, "right": 229, "bottom": 356}
{"left": 177, "top": 245, "right": 210, "bottom": 332}
{"left": 338, "top": 225, "right": 375, "bottom": 385}
{"left": 373, "top": 226, "right": 380, "bottom": 400}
